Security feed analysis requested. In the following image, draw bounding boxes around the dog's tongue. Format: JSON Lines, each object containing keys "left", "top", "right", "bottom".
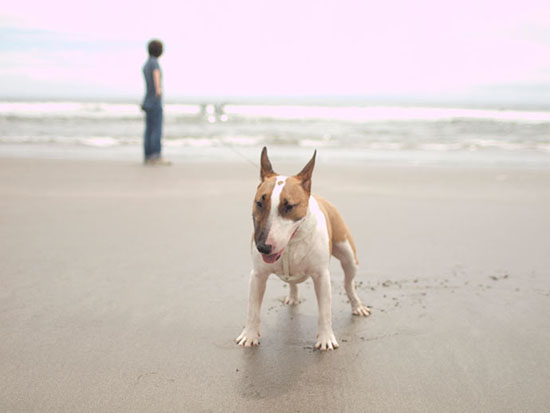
{"left": 262, "top": 250, "right": 283, "bottom": 264}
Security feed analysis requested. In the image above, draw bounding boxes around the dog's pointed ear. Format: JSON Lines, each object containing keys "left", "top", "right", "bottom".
{"left": 260, "top": 146, "right": 275, "bottom": 181}
{"left": 296, "top": 150, "right": 316, "bottom": 194}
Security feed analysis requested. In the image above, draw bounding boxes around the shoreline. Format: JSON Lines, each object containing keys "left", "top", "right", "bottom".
{"left": 2, "top": 143, "right": 550, "bottom": 169}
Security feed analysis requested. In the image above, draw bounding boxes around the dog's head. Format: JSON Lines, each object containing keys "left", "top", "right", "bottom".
{"left": 252, "top": 147, "right": 316, "bottom": 264}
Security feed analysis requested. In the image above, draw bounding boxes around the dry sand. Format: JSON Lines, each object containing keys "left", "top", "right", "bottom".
{"left": 1, "top": 157, "right": 549, "bottom": 412}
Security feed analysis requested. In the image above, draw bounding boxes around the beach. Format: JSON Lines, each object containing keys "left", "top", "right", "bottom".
{"left": 1, "top": 155, "right": 549, "bottom": 411}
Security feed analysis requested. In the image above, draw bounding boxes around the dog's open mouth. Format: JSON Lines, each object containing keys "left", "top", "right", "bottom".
{"left": 261, "top": 249, "right": 284, "bottom": 264}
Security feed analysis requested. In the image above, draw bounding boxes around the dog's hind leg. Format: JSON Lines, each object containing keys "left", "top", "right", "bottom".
{"left": 333, "top": 240, "right": 371, "bottom": 317}
{"left": 284, "top": 282, "right": 300, "bottom": 305}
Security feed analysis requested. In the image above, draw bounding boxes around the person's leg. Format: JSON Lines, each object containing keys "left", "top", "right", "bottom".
{"left": 144, "top": 109, "right": 154, "bottom": 161}
{"left": 150, "top": 106, "right": 163, "bottom": 158}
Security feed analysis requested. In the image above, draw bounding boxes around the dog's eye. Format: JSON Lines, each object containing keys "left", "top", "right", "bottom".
{"left": 283, "top": 201, "right": 297, "bottom": 213}
{"left": 256, "top": 194, "right": 267, "bottom": 209}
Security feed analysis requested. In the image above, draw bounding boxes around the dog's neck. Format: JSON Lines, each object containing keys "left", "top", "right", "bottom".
{"left": 279, "top": 202, "right": 316, "bottom": 278}
{"left": 288, "top": 196, "right": 316, "bottom": 244}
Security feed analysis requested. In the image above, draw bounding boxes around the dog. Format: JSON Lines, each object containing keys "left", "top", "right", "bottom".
{"left": 236, "top": 147, "right": 370, "bottom": 350}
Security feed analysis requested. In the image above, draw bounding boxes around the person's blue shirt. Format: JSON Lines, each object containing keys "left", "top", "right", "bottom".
{"left": 142, "top": 57, "right": 161, "bottom": 110}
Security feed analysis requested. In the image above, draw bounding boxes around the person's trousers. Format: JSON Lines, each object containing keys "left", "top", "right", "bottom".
{"left": 144, "top": 105, "right": 163, "bottom": 160}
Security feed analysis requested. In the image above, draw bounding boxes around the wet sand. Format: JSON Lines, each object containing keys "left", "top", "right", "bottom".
{"left": 1, "top": 157, "right": 549, "bottom": 411}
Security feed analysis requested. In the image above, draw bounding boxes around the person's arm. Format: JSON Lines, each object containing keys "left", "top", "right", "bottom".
{"left": 153, "top": 68, "right": 162, "bottom": 97}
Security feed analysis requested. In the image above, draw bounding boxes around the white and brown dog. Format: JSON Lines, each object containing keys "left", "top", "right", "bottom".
{"left": 236, "top": 147, "right": 370, "bottom": 350}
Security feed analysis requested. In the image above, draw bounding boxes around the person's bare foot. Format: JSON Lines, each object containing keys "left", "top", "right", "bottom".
{"left": 145, "top": 157, "right": 172, "bottom": 166}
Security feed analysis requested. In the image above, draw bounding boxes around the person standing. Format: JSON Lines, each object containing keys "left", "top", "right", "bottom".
{"left": 142, "top": 39, "right": 170, "bottom": 165}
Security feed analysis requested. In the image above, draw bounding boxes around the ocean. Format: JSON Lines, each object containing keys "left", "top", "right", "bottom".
{"left": 1, "top": 101, "right": 550, "bottom": 166}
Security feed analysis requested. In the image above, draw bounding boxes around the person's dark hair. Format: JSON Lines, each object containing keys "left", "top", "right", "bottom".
{"left": 148, "top": 40, "right": 163, "bottom": 57}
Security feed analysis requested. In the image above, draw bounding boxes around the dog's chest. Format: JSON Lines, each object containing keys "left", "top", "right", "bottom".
{"left": 272, "top": 241, "right": 311, "bottom": 283}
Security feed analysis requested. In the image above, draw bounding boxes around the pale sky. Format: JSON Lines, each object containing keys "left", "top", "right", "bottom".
{"left": 1, "top": 0, "right": 549, "bottom": 104}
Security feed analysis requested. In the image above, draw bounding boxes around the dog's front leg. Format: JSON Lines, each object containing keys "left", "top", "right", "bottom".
{"left": 236, "top": 270, "right": 268, "bottom": 347}
{"left": 312, "top": 270, "right": 339, "bottom": 350}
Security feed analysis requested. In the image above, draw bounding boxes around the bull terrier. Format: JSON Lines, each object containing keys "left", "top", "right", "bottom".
{"left": 236, "top": 147, "right": 370, "bottom": 350}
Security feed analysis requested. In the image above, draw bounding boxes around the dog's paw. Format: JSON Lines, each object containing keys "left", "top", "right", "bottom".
{"left": 352, "top": 303, "right": 371, "bottom": 317}
{"left": 236, "top": 329, "right": 260, "bottom": 347}
{"left": 315, "top": 330, "right": 339, "bottom": 351}
{"left": 283, "top": 295, "right": 300, "bottom": 306}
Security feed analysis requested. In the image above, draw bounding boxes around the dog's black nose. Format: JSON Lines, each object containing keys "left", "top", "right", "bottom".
{"left": 257, "top": 242, "right": 272, "bottom": 255}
